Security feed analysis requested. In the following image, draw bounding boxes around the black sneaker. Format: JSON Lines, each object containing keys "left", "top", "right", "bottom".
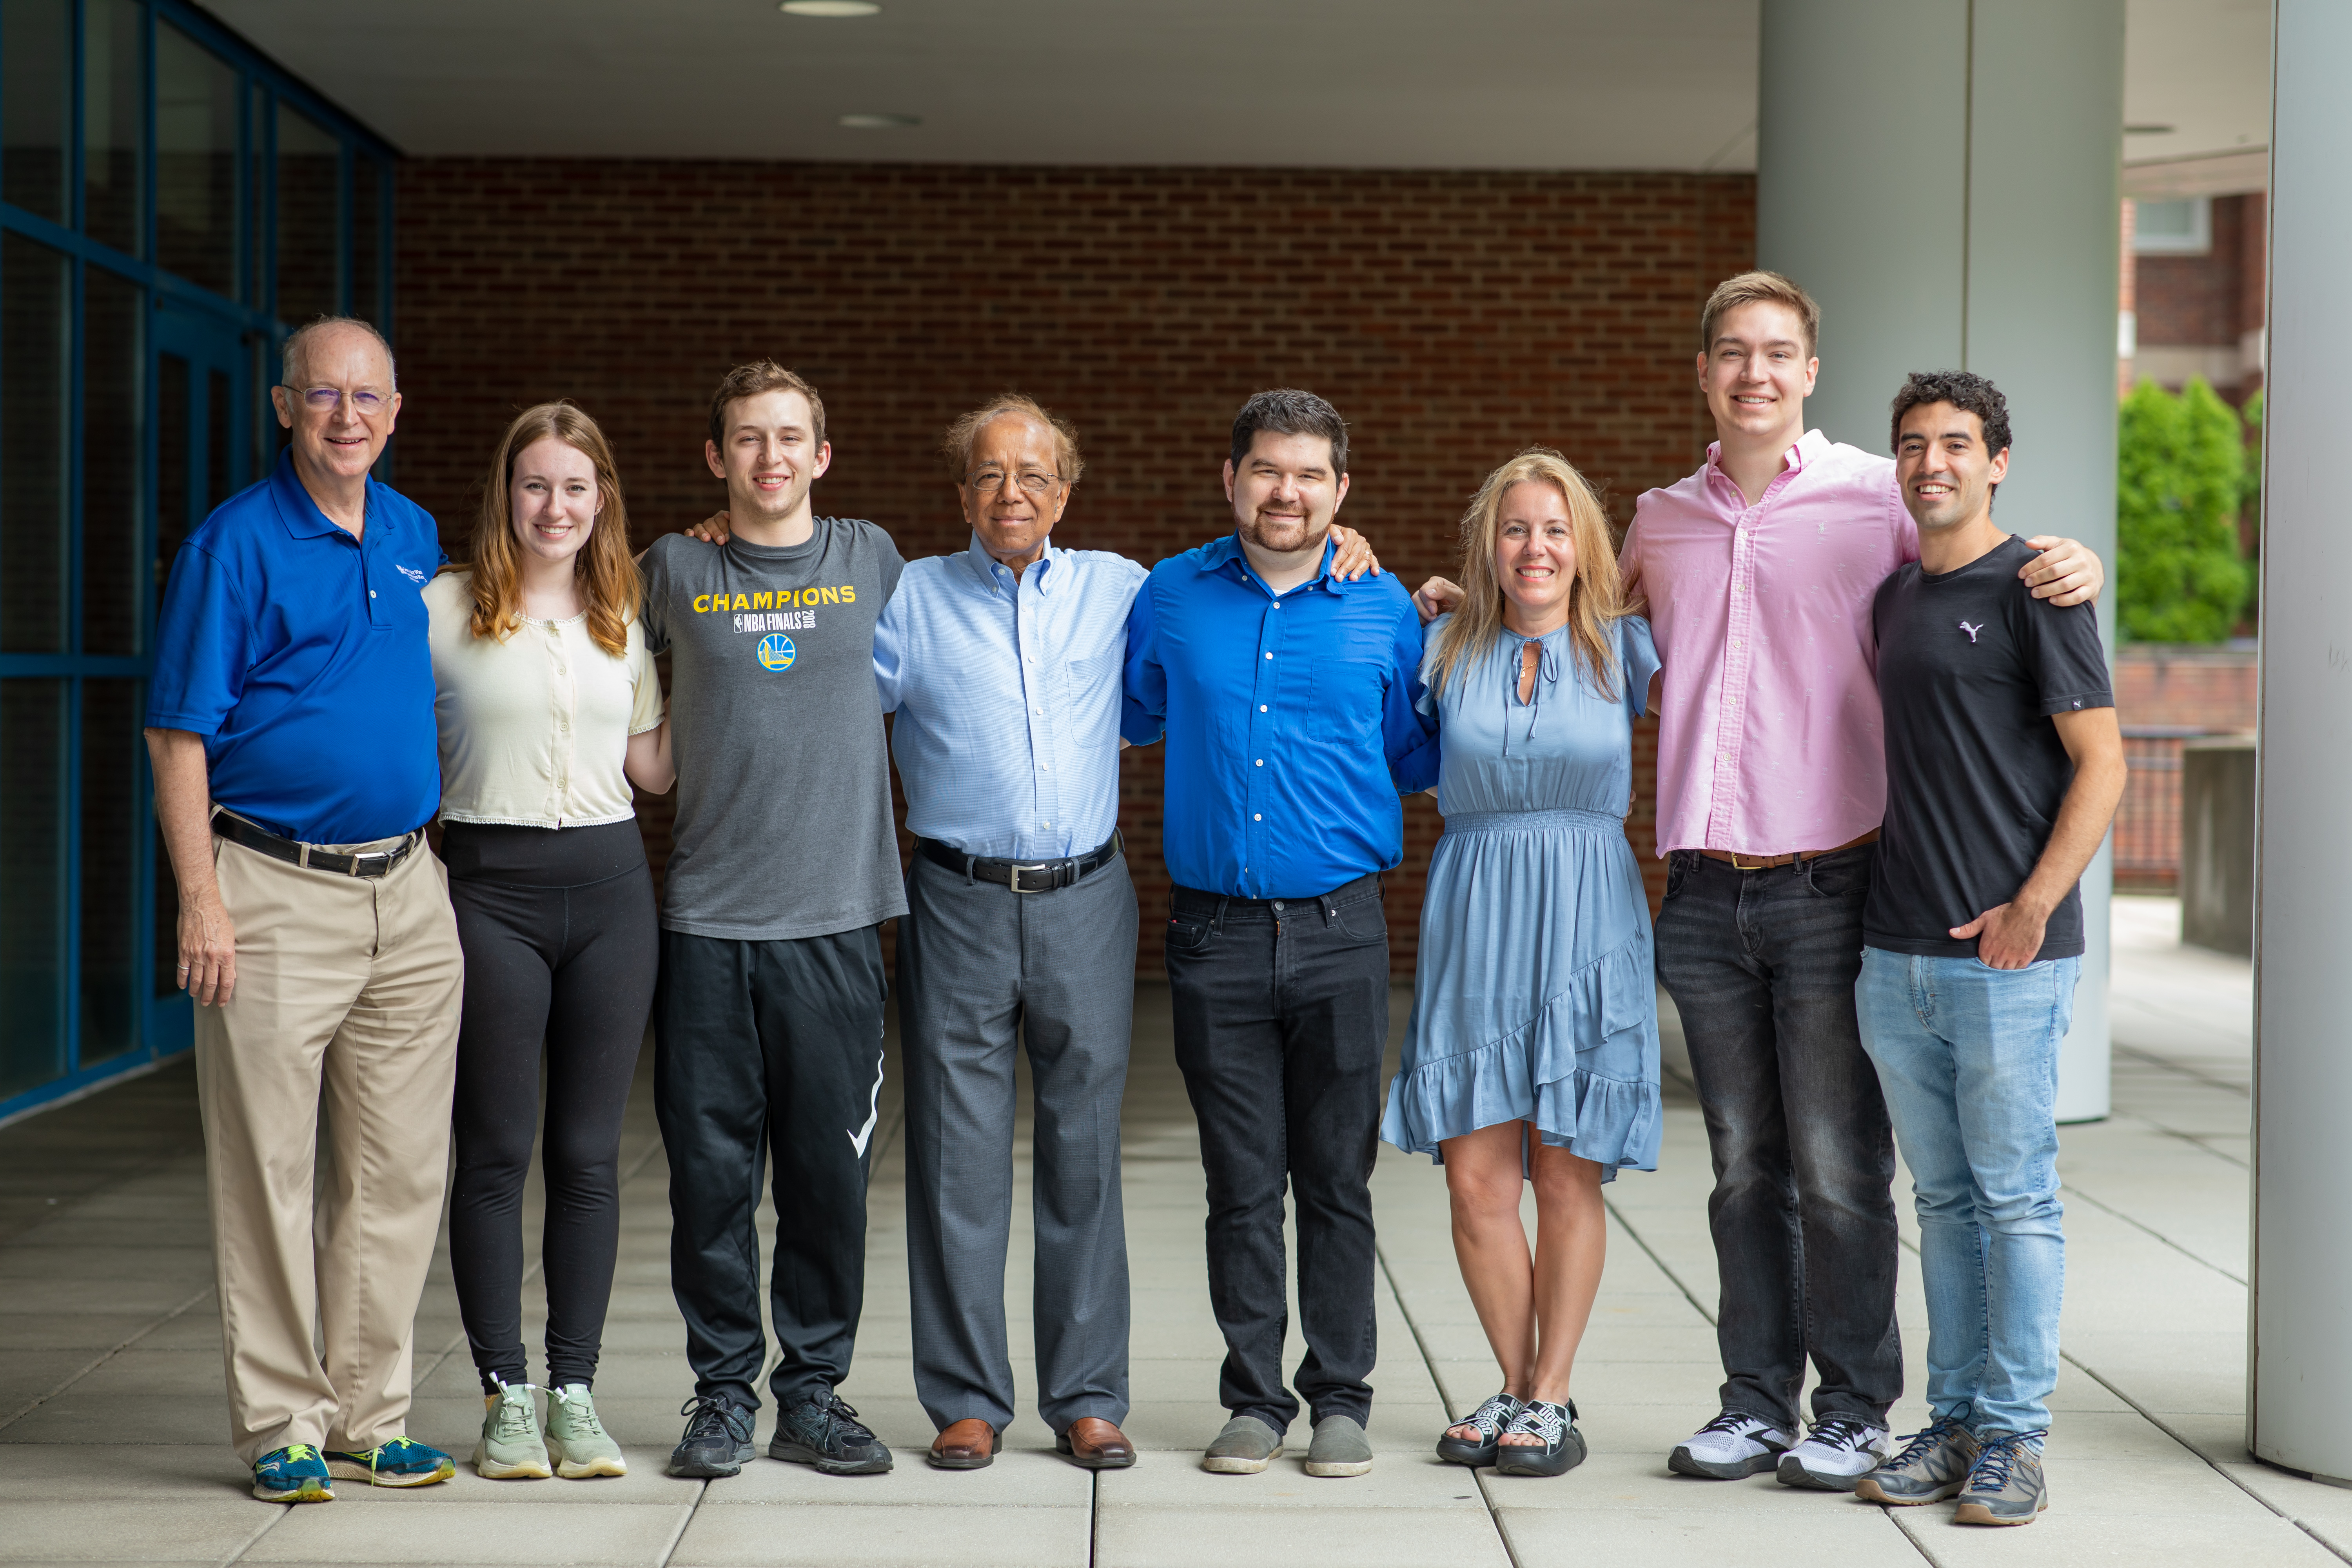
{"left": 667, "top": 1395, "right": 756, "bottom": 1479}
{"left": 1493, "top": 1399, "right": 1587, "bottom": 1477}
{"left": 768, "top": 1391, "right": 893, "bottom": 1475}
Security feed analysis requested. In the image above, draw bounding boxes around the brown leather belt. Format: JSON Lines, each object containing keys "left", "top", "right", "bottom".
{"left": 1695, "top": 828, "right": 1880, "bottom": 871}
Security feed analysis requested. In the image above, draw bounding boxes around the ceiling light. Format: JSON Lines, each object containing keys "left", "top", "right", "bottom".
{"left": 781, "top": 2, "right": 880, "bottom": 15}
{"left": 2124, "top": 123, "right": 2177, "bottom": 135}
{"left": 838, "top": 113, "right": 919, "bottom": 129}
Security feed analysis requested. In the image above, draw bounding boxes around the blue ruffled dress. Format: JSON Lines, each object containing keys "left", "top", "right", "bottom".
{"left": 1380, "top": 613, "right": 1664, "bottom": 1181}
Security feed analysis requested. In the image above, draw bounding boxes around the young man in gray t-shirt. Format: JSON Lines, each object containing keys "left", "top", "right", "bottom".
{"left": 642, "top": 363, "right": 906, "bottom": 1482}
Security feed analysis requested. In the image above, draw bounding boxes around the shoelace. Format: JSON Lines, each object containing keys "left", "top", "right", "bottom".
{"left": 1806, "top": 1416, "right": 1880, "bottom": 1454}
{"left": 551, "top": 1386, "right": 607, "bottom": 1436}
{"left": 354, "top": 1436, "right": 429, "bottom": 1476}
{"left": 1886, "top": 1416, "right": 1967, "bottom": 1469}
{"left": 815, "top": 1394, "right": 877, "bottom": 1442}
{"left": 1967, "top": 1430, "right": 2041, "bottom": 1491}
{"left": 1694, "top": 1410, "right": 1769, "bottom": 1439}
{"left": 681, "top": 1395, "right": 752, "bottom": 1444}
{"left": 1457, "top": 1393, "right": 1524, "bottom": 1440}
{"left": 490, "top": 1379, "right": 541, "bottom": 1440}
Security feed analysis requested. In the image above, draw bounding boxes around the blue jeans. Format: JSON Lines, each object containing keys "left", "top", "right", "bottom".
{"left": 1854, "top": 947, "right": 2078, "bottom": 1437}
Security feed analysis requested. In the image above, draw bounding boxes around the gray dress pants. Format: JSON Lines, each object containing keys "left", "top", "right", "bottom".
{"left": 898, "top": 848, "right": 1137, "bottom": 1434}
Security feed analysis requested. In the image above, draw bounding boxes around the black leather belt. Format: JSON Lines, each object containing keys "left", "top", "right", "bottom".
{"left": 212, "top": 810, "right": 421, "bottom": 879}
{"left": 916, "top": 831, "right": 1122, "bottom": 894}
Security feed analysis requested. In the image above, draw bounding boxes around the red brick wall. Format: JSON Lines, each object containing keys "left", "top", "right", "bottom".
{"left": 391, "top": 159, "right": 1754, "bottom": 972}
{"left": 2136, "top": 192, "right": 2261, "bottom": 361}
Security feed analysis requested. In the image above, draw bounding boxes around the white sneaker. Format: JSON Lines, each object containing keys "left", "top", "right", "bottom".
{"left": 1668, "top": 1410, "right": 1795, "bottom": 1479}
{"left": 1777, "top": 1416, "right": 1893, "bottom": 1491}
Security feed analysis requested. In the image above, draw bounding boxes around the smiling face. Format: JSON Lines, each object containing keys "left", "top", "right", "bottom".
{"left": 1492, "top": 479, "right": 1578, "bottom": 628}
{"left": 273, "top": 323, "right": 399, "bottom": 484}
{"left": 509, "top": 436, "right": 600, "bottom": 569}
{"left": 706, "top": 388, "right": 831, "bottom": 523}
{"left": 958, "top": 413, "right": 1070, "bottom": 566}
{"left": 1697, "top": 299, "right": 1818, "bottom": 450}
{"left": 1224, "top": 430, "right": 1349, "bottom": 556}
{"left": 1895, "top": 400, "right": 2010, "bottom": 531}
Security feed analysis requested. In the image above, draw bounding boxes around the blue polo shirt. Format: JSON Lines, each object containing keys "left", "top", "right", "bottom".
{"left": 1121, "top": 533, "right": 1437, "bottom": 899}
{"left": 147, "top": 450, "right": 446, "bottom": 845}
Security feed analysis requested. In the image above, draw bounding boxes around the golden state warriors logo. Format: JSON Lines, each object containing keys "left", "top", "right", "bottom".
{"left": 757, "top": 633, "right": 796, "bottom": 671}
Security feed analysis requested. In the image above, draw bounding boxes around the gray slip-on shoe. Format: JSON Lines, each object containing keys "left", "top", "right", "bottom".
{"left": 1304, "top": 1415, "right": 1374, "bottom": 1478}
{"left": 1201, "top": 1415, "right": 1284, "bottom": 1474}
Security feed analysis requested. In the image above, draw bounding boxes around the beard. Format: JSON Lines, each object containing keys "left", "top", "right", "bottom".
{"left": 1239, "top": 507, "right": 1325, "bottom": 555}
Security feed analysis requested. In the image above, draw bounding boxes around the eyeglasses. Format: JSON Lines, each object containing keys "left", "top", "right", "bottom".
{"left": 965, "top": 468, "right": 1063, "bottom": 497}
{"left": 279, "top": 384, "right": 389, "bottom": 415}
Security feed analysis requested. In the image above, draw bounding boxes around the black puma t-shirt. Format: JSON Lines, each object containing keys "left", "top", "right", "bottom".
{"left": 1864, "top": 534, "right": 2114, "bottom": 962}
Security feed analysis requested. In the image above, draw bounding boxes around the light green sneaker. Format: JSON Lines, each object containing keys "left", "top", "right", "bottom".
{"left": 473, "top": 1380, "right": 552, "bottom": 1480}
{"left": 545, "top": 1384, "right": 628, "bottom": 1479}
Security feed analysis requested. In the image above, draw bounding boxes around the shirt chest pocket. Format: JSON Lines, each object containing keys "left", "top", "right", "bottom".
{"left": 1060, "top": 653, "right": 1120, "bottom": 746}
{"left": 1279, "top": 656, "right": 1385, "bottom": 745}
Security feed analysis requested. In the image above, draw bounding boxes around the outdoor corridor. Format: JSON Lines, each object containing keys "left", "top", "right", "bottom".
{"left": 0, "top": 897, "right": 2337, "bottom": 1567}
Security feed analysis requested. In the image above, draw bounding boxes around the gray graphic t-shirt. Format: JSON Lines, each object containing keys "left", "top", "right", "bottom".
{"left": 641, "top": 519, "right": 907, "bottom": 940}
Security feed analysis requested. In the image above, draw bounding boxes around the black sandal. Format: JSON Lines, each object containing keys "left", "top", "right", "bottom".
{"left": 1494, "top": 1399, "right": 1586, "bottom": 1477}
{"left": 1436, "top": 1392, "right": 1525, "bottom": 1466}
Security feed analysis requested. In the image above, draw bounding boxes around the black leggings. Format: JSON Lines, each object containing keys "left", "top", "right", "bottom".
{"left": 446, "top": 819, "right": 657, "bottom": 1393}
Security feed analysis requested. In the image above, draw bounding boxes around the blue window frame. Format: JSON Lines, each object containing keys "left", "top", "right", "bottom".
{"left": 0, "top": 0, "right": 397, "bottom": 1122}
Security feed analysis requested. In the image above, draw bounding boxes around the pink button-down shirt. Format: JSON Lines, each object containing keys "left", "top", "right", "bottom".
{"left": 1622, "top": 430, "right": 1918, "bottom": 858}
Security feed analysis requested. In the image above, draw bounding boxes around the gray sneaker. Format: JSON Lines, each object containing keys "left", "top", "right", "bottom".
{"left": 473, "top": 1380, "right": 552, "bottom": 1480}
{"left": 1953, "top": 1431, "right": 2049, "bottom": 1526}
{"left": 1304, "top": 1415, "right": 1374, "bottom": 1478}
{"left": 545, "top": 1384, "right": 628, "bottom": 1479}
{"left": 1201, "top": 1415, "right": 1284, "bottom": 1474}
{"left": 1857, "top": 1416, "right": 1980, "bottom": 1506}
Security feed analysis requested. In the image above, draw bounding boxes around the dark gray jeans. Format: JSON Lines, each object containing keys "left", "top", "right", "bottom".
{"left": 1165, "top": 873, "right": 1389, "bottom": 1433}
{"left": 1654, "top": 846, "right": 1901, "bottom": 1432}
{"left": 897, "top": 849, "right": 1137, "bottom": 1436}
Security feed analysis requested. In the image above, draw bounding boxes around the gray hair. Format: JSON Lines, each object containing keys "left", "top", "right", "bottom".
{"left": 281, "top": 316, "right": 397, "bottom": 391}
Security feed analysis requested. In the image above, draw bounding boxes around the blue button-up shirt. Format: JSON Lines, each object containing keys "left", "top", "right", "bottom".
{"left": 1121, "top": 533, "right": 1436, "bottom": 898}
{"left": 875, "top": 535, "right": 1146, "bottom": 859}
{"left": 147, "top": 449, "right": 446, "bottom": 844}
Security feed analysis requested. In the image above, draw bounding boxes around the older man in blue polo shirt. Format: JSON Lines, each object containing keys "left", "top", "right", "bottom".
{"left": 1121, "top": 388, "right": 1437, "bottom": 1481}
{"left": 146, "top": 317, "right": 461, "bottom": 1503}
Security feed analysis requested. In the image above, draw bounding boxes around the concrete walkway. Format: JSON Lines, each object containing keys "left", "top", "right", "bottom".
{"left": 2, "top": 895, "right": 2341, "bottom": 1566}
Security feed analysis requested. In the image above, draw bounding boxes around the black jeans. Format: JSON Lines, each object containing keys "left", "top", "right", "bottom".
{"left": 1164, "top": 874, "right": 1389, "bottom": 1432}
{"left": 445, "top": 820, "right": 657, "bottom": 1395}
{"left": 654, "top": 925, "right": 889, "bottom": 1413}
{"left": 1653, "top": 846, "right": 1901, "bottom": 1431}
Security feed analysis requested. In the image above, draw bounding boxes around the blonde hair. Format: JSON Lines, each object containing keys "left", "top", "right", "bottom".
{"left": 461, "top": 402, "right": 641, "bottom": 658}
{"left": 1428, "top": 447, "right": 1626, "bottom": 699}
{"left": 1700, "top": 270, "right": 1821, "bottom": 358}
{"left": 941, "top": 392, "right": 1084, "bottom": 484}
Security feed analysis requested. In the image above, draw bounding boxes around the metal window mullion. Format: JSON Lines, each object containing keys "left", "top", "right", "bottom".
{"left": 70, "top": 0, "right": 85, "bottom": 236}
{"left": 334, "top": 127, "right": 350, "bottom": 316}
{"left": 61, "top": 676, "right": 84, "bottom": 1074}
{"left": 139, "top": 0, "right": 153, "bottom": 263}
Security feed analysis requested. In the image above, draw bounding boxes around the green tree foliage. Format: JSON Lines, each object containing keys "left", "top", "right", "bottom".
{"left": 2116, "top": 377, "right": 2252, "bottom": 643}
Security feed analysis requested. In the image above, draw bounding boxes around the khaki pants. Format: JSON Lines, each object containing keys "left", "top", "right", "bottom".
{"left": 193, "top": 829, "right": 463, "bottom": 1463}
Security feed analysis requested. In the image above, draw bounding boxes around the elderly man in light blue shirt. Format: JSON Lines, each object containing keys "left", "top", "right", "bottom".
{"left": 872, "top": 394, "right": 1377, "bottom": 1474}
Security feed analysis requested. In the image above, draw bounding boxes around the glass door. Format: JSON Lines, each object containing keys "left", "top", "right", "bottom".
{"left": 143, "top": 296, "right": 250, "bottom": 1058}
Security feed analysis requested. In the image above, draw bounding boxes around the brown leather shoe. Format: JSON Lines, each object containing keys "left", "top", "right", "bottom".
{"left": 1056, "top": 1417, "right": 1137, "bottom": 1470}
{"left": 928, "top": 1418, "right": 996, "bottom": 1470}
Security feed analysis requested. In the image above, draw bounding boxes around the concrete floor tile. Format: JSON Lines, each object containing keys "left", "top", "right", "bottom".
{"left": 1498, "top": 1501, "right": 1920, "bottom": 1564}
{"left": 328, "top": 1452, "right": 698, "bottom": 1504}
{"left": 243, "top": 1499, "right": 691, "bottom": 1563}
{"left": 705, "top": 1446, "right": 1089, "bottom": 1505}
{"left": 1098, "top": 1503, "right": 1512, "bottom": 1568}
{"left": 1097, "top": 1450, "right": 1490, "bottom": 1509}
{"left": 671, "top": 1500, "right": 1089, "bottom": 1567}
{"left": 0, "top": 1499, "right": 274, "bottom": 1563}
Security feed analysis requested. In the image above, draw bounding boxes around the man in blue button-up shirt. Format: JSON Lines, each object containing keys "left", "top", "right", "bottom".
{"left": 1120, "top": 389, "right": 1435, "bottom": 1480}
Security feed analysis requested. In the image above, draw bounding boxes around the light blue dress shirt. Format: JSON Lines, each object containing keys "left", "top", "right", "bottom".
{"left": 874, "top": 534, "right": 1147, "bottom": 859}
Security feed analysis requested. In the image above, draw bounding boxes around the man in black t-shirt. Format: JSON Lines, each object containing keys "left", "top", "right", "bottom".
{"left": 1850, "top": 372, "right": 2125, "bottom": 1530}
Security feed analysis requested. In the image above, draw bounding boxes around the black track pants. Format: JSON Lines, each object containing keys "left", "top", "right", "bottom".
{"left": 445, "top": 819, "right": 657, "bottom": 1394}
{"left": 654, "top": 925, "right": 889, "bottom": 1412}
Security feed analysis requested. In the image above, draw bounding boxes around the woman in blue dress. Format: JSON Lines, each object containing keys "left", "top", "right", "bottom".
{"left": 1381, "top": 447, "right": 1662, "bottom": 1477}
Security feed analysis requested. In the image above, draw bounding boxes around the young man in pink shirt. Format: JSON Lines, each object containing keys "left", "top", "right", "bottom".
{"left": 1628, "top": 273, "right": 2102, "bottom": 1492}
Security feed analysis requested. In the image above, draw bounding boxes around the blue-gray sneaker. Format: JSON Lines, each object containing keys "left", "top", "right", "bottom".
{"left": 1953, "top": 1430, "right": 2049, "bottom": 1526}
{"left": 323, "top": 1436, "right": 456, "bottom": 1488}
{"left": 668, "top": 1395, "right": 756, "bottom": 1479}
{"left": 251, "top": 1443, "right": 333, "bottom": 1503}
{"left": 1857, "top": 1416, "right": 1980, "bottom": 1506}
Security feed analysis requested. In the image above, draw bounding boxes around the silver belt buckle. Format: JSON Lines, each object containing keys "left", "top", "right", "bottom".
{"left": 1008, "top": 860, "right": 1053, "bottom": 893}
{"left": 349, "top": 849, "right": 391, "bottom": 878}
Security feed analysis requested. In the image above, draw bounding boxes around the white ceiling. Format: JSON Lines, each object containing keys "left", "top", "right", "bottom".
{"left": 203, "top": 0, "right": 2268, "bottom": 178}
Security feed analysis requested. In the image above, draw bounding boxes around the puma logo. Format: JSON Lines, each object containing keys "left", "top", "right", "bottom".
{"left": 1958, "top": 621, "right": 1983, "bottom": 643}
{"left": 846, "top": 1050, "right": 885, "bottom": 1157}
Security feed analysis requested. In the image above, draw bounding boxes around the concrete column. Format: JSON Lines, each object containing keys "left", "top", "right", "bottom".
{"left": 1757, "top": 0, "right": 2123, "bottom": 1121}
{"left": 2249, "top": 0, "right": 2348, "bottom": 1486}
